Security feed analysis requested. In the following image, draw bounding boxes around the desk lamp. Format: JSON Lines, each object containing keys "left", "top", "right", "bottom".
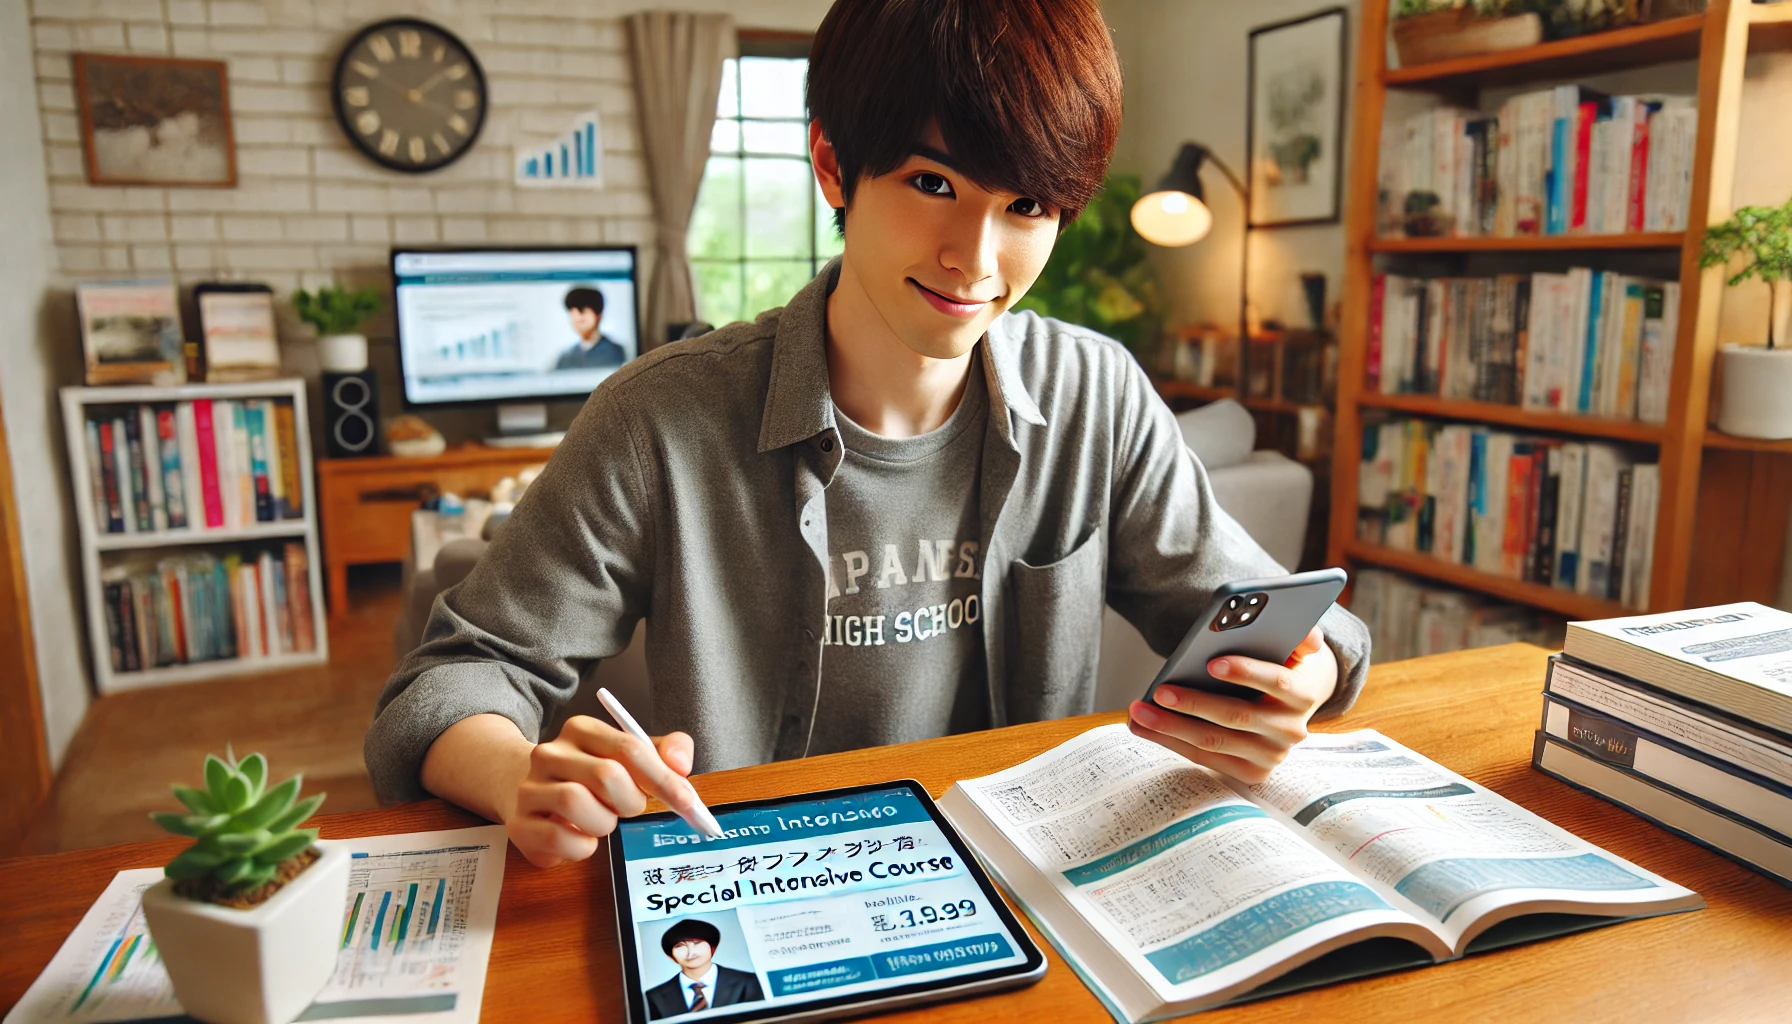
{"left": 1131, "top": 142, "right": 1251, "bottom": 360}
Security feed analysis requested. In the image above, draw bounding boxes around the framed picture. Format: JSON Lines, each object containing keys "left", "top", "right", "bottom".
{"left": 195, "top": 283, "right": 281, "bottom": 382}
{"left": 77, "top": 281, "right": 187, "bottom": 386}
{"left": 1247, "top": 8, "right": 1347, "bottom": 228}
{"left": 72, "top": 53, "right": 237, "bottom": 188}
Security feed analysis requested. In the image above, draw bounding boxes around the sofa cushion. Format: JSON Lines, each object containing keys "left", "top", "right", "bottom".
{"left": 1175, "top": 398, "right": 1255, "bottom": 471}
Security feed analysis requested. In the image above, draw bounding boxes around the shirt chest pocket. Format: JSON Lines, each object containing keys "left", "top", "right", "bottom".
{"left": 1005, "top": 530, "right": 1105, "bottom": 718}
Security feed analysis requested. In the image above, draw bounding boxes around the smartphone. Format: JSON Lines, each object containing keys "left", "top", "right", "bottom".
{"left": 1143, "top": 567, "right": 1348, "bottom": 706}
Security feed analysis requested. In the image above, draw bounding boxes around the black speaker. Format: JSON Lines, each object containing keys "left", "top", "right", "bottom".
{"left": 323, "top": 371, "right": 380, "bottom": 457}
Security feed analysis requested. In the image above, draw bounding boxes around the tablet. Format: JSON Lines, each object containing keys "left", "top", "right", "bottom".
{"left": 609, "top": 780, "right": 1046, "bottom": 1023}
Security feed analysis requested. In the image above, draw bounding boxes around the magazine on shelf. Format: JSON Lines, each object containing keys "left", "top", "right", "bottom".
{"left": 938, "top": 724, "right": 1700, "bottom": 1021}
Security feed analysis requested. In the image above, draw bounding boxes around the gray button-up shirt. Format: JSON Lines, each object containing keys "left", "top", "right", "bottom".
{"left": 365, "top": 260, "right": 1370, "bottom": 802}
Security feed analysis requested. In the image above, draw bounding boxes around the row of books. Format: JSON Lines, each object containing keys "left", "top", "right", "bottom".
{"left": 1535, "top": 603, "right": 1792, "bottom": 885}
{"left": 1350, "top": 568, "right": 1565, "bottom": 664}
{"left": 1370, "top": 271, "right": 1679, "bottom": 423}
{"left": 1382, "top": 89, "right": 1697, "bottom": 238}
{"left": 100, "top": 542, "right": 318, "bottom": 674}
{"left": 84, "top": 398, "right": 305, "bottom": 536}
{"left": 1358, "top": 418, "right": 1660, "bottom": 609}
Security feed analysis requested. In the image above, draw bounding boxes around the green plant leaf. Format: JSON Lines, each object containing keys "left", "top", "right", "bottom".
{"left": 238, "top": 753, "right": 267, "bottom": 799}
{"left": 233, "top": 862, "right": 279, "bottom": 891}
{"left": 253, "top": 829, "right": 318, "bottom": 866}
{"left": 216, "top": 856, "right": 256, "bottom": 886}
{"left": 172, "top": 785, "right": 215, "bottom": 815}
{"left": 216, "top": 829, "right": 271, "bottom": 854}
{"left": 231, "top": 775, "right": 299, "bottom": 831}
{"left": 150, "top": 811, "right": 204, "bottom": 837}
{"left": 222, "top": 771, "right": 253, "bottom": 813}
{"left": 203, "top": 754, "right": 231, "bottom": 798}
{"left": 267, "top": 792, "right": 326, "bottom": 834}
{"left": 166, "top": 845, "right": 228, "bottom": 879}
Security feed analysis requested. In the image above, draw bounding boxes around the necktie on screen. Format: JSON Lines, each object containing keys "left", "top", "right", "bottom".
{"left": 689, "top": 982, "right": 708, "bottom": 1011}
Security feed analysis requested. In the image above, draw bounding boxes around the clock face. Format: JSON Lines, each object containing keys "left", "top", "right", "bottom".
{"left": 332, "top": 18, "right": 487, "bottom": 173}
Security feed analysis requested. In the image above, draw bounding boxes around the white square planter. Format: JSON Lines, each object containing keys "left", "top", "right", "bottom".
{"left": 1716, "top": 344, "right": 1792, "bottom": 440}
{"left": 141, "top": 840, "right": 350, "bottom": 1024}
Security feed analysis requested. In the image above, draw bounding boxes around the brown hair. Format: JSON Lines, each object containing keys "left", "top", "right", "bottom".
{"left": 806, "top": 0, "right": 1123, "bottom": 232}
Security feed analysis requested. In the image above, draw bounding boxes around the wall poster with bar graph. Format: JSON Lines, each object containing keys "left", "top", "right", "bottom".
{"left": 4, "top": 826, "right": 507, "bottom": 1024}
{"left": 515, "top": 110, "right": 604, "bottom": 189}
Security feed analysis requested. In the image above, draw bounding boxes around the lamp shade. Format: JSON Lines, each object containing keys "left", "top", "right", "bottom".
{"left": 1131, "top": 143, "right": 1216, "bottom": 247}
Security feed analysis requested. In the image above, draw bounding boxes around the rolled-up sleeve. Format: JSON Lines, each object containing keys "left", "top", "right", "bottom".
{"left": 1101, "top": 355, "right": 1370, "bottom": 719}
{"left": 364, "top": 390, "right": 657, "bottom": 802}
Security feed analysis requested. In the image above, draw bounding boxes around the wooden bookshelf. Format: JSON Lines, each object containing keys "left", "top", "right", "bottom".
{"left": 1382, "top": 14, "right": 1706, "bottom": 89}
{"left": 1342, "top": 541, "right": 1631, "bottom": 621}
{"left": 1152, "top": 378, "right": 1236, "bottom": 404}
{"left": 1356, "top": 393, "right": 1667, "bottom": 443}
{"left": 1705, "top": 430, "right": 1792, "bottom": 453}
{"left": 1330, "top": 0, "right": 1764, "bottom": 622}
{"left": 1369, "top": 231, "right": 1684, "bottom": 253}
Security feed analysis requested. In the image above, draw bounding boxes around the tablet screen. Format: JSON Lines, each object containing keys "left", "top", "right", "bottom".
{"left": 612, "top": 782, "right": 1038, "bottom": 1022}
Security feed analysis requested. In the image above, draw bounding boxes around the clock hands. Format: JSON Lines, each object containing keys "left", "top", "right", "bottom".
{"left": 407, "top": 67, "right": 451, "bottom": 103}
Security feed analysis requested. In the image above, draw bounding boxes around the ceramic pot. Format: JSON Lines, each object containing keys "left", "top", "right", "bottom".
{"left": 1716, "top": 344, "right": 1792, "bottom": 440}
{"left": 141, "top": 841, "right": 349, "bottom": 1024}
{"left": 317, "top": 333, "right": 369, "bottom": 374}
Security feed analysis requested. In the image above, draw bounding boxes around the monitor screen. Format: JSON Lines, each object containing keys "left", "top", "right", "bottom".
{"left": 392, "top": 247, "right": 639, "bottom": 405}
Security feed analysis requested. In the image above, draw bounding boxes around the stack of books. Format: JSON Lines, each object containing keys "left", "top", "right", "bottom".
{"left": 1533, "top": 602, "right": 1792, "bottom": 884}
{"left": 100, "top": 541, "right": 318, "bottom": 674}
{"left": 1358, "top": 418, "right": 1659, "bottom": 609}
{"left": 1381, "top": 89, "right": 1697, "bottom": 238}
{"left": 83, "top": 397, "right": 306, "bottom": 535}
{"left": 1369, "top": 269, "right": 1679, "bottom": 424}
{"left": 1349, "top": 569, "right": 1565, "bottom": 662}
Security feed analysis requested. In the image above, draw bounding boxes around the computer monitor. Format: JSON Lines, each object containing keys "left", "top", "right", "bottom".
{"left": 391, "top": 246, "right": 639, "bottom": 442}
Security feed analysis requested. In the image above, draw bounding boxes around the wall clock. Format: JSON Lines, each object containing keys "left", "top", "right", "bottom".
{"left": 331, "top": 18, "right": 487, "bottom": 173}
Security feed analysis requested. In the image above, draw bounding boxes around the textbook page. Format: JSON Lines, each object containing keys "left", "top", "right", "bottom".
{"left": 6, "top": 826, "right": 507, "bottom": 1024}
{"left": 1246, "top": 731, "right": 1701, "bottom": 950}
{"left": 951, "top": 725, "right": 1443, "bottom": 1013}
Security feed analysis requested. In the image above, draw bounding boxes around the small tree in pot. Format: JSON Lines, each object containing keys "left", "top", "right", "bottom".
{"left": 1700, "top": 197, "right": 1792, "bottom": 439}
{"left": 141, "top": 749, "right": 347, "bottom": 1024}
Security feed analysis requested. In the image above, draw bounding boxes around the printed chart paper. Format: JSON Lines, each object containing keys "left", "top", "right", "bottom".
{"left": 5, "top": 826, "right": 506, "bottom": 1024}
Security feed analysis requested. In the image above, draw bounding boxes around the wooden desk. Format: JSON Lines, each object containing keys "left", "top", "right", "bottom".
{"left": 5, "top": 644, "right": 1790, "bottom": 1021}
{"left": 315, "top": 445, "right": 554, "bottom": 618}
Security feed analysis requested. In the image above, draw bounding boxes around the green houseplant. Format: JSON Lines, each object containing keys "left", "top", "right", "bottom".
{"left": 1699, "top": 197, "right": 1792, "bottom": 439}
{"left": 139, "top": 750, "right": 348, "bottom": 1024}
{"left": 294, "top": 286, "right": 381, "bottom": 374}
{"left": 1013, "top": 174, "right": 1168, "bottom": 360}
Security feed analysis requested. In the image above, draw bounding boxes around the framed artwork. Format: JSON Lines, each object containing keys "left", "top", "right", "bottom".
{"left": 77, "top": 281, "right": 187, "bottom": 386}
{"left": 194, "top": 283, "right": 281, "bottom": 382}
{"left": 72, "top": 53, "right": 237, "bottom": 188}
{"left": 1247, "top": 8, "right": 1347, "bottom": 228}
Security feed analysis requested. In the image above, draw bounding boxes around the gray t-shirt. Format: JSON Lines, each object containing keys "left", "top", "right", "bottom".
{"left": 811, "top": 359, "right": 989, "bottom": 754}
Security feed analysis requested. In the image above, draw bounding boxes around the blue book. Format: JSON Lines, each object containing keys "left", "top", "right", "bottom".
{"left": 1547, "top": 114, "right": 1569, "bottom": 235}
{"left": 1579, "top": 273, "right": 1606, "bottom": 413}
{"left": 1465, "top": 430, "right": 1487, "bottom": 566}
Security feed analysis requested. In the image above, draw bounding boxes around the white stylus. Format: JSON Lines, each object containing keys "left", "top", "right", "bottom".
{"left": 596, "top": 687, "right": 726, "bottom": 839}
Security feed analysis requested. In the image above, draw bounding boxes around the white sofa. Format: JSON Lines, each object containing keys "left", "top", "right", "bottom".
{"left": 395, "top": 398, "right": 1313, "bottom": 729}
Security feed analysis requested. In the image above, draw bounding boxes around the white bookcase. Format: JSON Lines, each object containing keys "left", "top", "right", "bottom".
{"left": 61, "top": 378, "right": 329, "bottom": 693}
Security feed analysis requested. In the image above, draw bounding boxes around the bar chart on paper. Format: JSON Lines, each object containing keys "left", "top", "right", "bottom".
{"left": 514, "top": 111, "right": 603, "bottom": 189}
{"left": 5, "top": 827, "right": 507, "bottom": 1024}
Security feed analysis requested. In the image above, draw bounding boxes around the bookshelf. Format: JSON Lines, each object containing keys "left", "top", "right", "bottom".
{"left": 1329, "top": 0, "right": 1773, "bottom": 620}
{"left": 60, "top": 379, "right": 329, "bottom": 693}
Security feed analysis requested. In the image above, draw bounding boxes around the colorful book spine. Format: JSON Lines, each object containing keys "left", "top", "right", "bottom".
{"left": 193, "top": 400, "right": 225, "bottom": 529}
{"left": 97, "top": 420, "right": 124, "bottom": 533}
{"left": 274, "top": 401, "right": 303, "bottom": 519}
{"left": 138, "top": 405, "right": 167, "bottom": 532}
{"left": 246, "top": 402, "right": 274, "bottom": 524}
{"left": 156, "top": 406, "right": 188, "bottom": 530}
{"left": 121, "top": 413, "right": 151, "bottom": 531}
{"left": 284, "top": 541, "right": 316, "bottom": 653}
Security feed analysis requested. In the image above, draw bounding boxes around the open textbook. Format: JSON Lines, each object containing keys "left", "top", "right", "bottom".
{"left": 938, "top": 725, "right": 1702, "bottom": 1021}
{"left": 6, "top": 826, "right": 507, "bottom": 1024}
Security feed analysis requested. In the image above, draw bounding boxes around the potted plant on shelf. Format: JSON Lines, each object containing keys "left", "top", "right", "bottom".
{"left": 294, "top": 286, "right": 382, "bottom": 374}
{"left": 141, "top": 749, "right": 344, "bottom": 1024}
{"left": 1700, "top": 197, "right": 1792, "bottom": 440}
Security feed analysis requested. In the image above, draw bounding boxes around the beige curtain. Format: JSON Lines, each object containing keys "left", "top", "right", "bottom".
{"left": 626, "top": 10, "right": 735, "bottom": 348}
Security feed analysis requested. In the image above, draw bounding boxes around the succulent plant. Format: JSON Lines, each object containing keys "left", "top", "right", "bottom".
{"left": 152, "top": 749, "right": 326, "bottom": 893}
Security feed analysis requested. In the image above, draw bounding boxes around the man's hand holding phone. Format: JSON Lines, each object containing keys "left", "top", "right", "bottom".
{"left": 1127, "top": 626, "right": 1338, "bottom": 785}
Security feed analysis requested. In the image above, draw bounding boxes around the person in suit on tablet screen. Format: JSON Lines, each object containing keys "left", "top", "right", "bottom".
{"left": 646, "top": 918, "right": 765, "bottom": 1018}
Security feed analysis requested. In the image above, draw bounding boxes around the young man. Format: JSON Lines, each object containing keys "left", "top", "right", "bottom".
{"left": 645, "top": 919, "right": 764, "bottom": 1019}
{"left": 555, "top": 286, "right": 625, "bottom": 369}
{"left": 367, "top": 0, "right": 1370, "bottom": 869}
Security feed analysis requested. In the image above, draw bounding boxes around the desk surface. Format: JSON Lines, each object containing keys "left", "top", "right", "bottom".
{"left": 5, "top": 643, "right": 1790, "bottom": 1022}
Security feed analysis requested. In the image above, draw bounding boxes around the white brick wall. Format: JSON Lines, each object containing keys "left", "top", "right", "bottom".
{"left": 29, "top": 0, "right": 664, "bottom": 302}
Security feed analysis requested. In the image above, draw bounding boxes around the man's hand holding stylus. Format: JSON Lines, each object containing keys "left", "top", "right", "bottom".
{"left": 1126, "top": 625, "right": 1339, "bottom": 785}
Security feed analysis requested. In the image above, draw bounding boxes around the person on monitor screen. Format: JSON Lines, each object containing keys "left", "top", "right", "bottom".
{"left": 644, "top": 919, "right": 764, "bottom": 1019}
{"left": 556, "top": 286, "right": 625, "bottom": 369}
{"left": 367, "top": 0, "right": 1372, "bottom": 870}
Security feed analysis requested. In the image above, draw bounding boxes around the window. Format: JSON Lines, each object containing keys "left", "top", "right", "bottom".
{"left": 688, "top": 38, "right": 842, "bottom": 328}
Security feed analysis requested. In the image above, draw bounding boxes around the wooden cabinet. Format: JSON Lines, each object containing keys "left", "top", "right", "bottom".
{"left": 316, "top": 446, "right": 554, "bottom": 618}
